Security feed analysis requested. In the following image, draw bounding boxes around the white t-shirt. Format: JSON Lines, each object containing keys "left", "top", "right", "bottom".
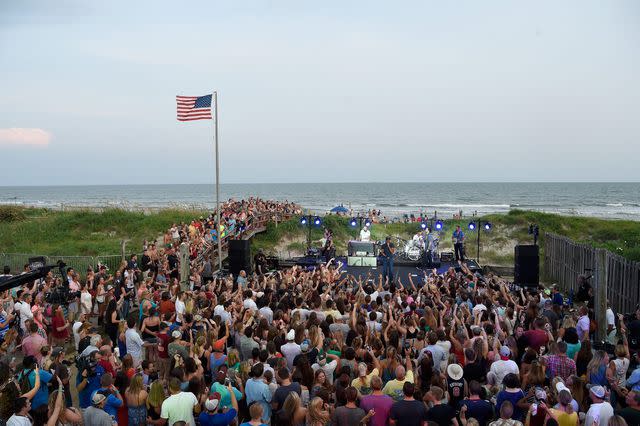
{"left": 360, "top": 228, "right": 371, "bottom": 242}
{"left": 280, "top": 342, "right": 301, "bottom": 370}
{"left": 175, "top": 299, "right": 186, "bottom": 323}
{"left": 72, "top": 321, "right": 83, "bottom": 350}
{"left": 490, "top": 360, "right": 520, "bottom": 387}
{"left": 161, "top": 391, "right": 198, "bottom": 426}
{"left": 7, "top": 414, "right": 32, "bottom": 426}
{"left": 125, "top": 328, "right": 144, "bottom": 361}
{"left": 243, "top": 298, "right": 258, "bottom": 312}
{"left": 585, "top": 401, "right": 614, "bottom": 426}
{"left": 80, "top": 292, "right": 93, "bottom": 314}
{"left": 606, "top": 308, "right": 616, "bottom": 329}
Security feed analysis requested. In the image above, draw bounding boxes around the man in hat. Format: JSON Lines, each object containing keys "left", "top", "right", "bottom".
{"left": 76, "top": 350, "right": 106, "bottom": 409}
{"left": 585, "top": 385, "right": 613, "bottom": 426}
{"left": 488, "top": 346, "right": 519, "bottom": 389}
{"left": 198, "top": 385, "right": 238, "bottom": 426}
{"left": 280, "top": 329, "right": 301, "bottom": 370}
{"left": 82, "top": 391, "right": 113, "bottom": 426}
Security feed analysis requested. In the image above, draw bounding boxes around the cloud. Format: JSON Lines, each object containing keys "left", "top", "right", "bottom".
{"left": 0, "top": 128, "right": 51, "bottom": 146}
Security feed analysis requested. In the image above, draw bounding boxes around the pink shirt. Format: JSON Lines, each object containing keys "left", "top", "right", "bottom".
{"left": 22, "top": 333, "right": 47, "bottom": 363}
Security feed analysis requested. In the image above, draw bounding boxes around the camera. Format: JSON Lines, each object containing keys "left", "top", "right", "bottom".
{"left": 75, "top": 354, "right": 98, "bottom": 377}
{"left": 45, "top": 285, "right": 81, "bottom": 305}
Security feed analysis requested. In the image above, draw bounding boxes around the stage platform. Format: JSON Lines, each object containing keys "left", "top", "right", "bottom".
{"left": 279, "top": 255, "right": 482, "bottom": 285}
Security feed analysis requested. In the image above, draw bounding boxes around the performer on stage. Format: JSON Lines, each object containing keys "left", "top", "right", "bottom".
{"left": 380, "top": 236, "right": 395, "bottom": 283}
{"left": 452, "top": 225, "right": 465, "bottom": 262}
{"left": 359, "top": 224, "right": 371, "bottom": 242}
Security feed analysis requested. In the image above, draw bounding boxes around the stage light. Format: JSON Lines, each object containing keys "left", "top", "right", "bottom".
{"left": 350, "top": 218, "right": 357, "bottom": 227}
{"left": 484, "top": 222, "right": 492, "bottom": 231}
{"left": 468, "top": 222, "right": 476, "bottom": 231}
{"left": 420, "top": 222, "right": 427, "bottom": 230}
{"left": 313, "top": 216, "right": 322, "bottom": 226}
{"left": 435, "top": 220, "right": 443, "bottom": 230}
{"left": 300, "top": 217, "right": 307, "bottom": 225}
{"left": 364, "top": 219, "right": 371, "bottom": 227}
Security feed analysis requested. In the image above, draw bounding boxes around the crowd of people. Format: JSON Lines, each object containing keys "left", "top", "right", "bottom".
{"left": 0, "top": 200, "right": 639, "bottom": 426}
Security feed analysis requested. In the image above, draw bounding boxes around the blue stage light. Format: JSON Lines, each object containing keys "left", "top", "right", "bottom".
{"left": 313, "top": 217, "right": 322, "bottom": 226}
{"left": 300, "top": 217, "right": 307, "bottom": 225}
{"left": 420, "top": 222, "right": 427, "bottom": 230}
{"left": 350, "top": 218, "right": 357, "bottom": 227}
{"left": 364, "top": 219, "right": 371, "bottom": 227}
{"left": 468, "top": 222, "right": 476, "bottom": 231}
{"left": 484, "top": 222, "right": 492, "bottom": 231}
{"left": 435, "top": 220, "right": 443, "bottom": 230}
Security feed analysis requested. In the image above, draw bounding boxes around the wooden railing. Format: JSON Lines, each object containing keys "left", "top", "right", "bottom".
{"left": 198, "top": 212, "right": 294, "bottom": 269}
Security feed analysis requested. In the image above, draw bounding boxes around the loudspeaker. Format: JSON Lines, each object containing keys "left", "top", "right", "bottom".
{"left": 514, "top": 245, "right": 539, "bottom": 287}
{"left": 228, "top": 239, "right": 252, "bottom": 276}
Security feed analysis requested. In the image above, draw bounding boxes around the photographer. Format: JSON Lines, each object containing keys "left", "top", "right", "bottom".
{"left": 76, "top": 350, "right": 106, "bottom": 409}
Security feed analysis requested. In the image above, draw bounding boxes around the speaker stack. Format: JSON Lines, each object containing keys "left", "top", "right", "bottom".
{"left": 228, "top": 240, "right": 252, "bottom": 276}
{"left": 514, "top": 245, "right": 539, "bottom": 289}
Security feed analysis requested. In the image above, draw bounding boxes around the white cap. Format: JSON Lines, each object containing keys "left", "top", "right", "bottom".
{"left": 286, "top": 329, "right": 295, "bottom": 341}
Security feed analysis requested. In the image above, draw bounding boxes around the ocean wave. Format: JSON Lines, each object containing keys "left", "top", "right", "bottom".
{"left": 606, "top": 203, "right": 624, "bottom": 207}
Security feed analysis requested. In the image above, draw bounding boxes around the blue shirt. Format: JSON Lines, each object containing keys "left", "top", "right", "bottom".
{"left": 0, "top": 312, "right": 9, "bottom": 339}
{"left": 627, "top": 367, "right": 640, "bottom": 391}
{"left": 77, "top": 364, "right": 105, "bottom": 409}
{"left": 19, "top": 368, "right": 52, "bottom": 409}
{"left": 453, "top": 230, "right": 465, "bottom": 243}
{"left": 245, "top": 378, "right": 272, "bottom": 421}
{"left": 96, "top": 387, "right": 123, "bottom": 417}
{"left": 210, "top": 382, "right": 243, "bottom": 409}
{"left": 199, "top": 408, "right": 237, "bottom": 426}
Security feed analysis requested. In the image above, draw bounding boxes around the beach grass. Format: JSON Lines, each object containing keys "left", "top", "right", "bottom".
{"left": 1, "top": 206, "right": 639, "bottom": 266}
{"left": 0, "top": 206, "right": 206, "bottom": 256}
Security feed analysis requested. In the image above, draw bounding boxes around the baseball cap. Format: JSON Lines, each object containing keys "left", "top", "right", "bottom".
{"left": 91, "top": 391, "right": 107, "bottom": 406}
{"left": 286, "top": 330, "right": 295, "bottom": 341}
{"left": 358, "top": 362, "right": 368, "bottom": 377}
{"left": 106, "top": 285, "right": 114, "bottom": 292}
{"left": 51, "top": 347, "right": 64, "bottom": 358}
{"left": 204, "top": 392, "right": 221, "bottom": 411}
{"left": 556, "top": 382, "right": 571, "bottom": 395}
{"left": 535, "top": 387, "right": 547, "bottom": 401}
{"left": 499, "top": 346, "right": 511, "bottom": 359}
{"left": 213, "top": 338, "right": 225, "bottom": 352}
{"left": 300, "top": 340, "right": 310, "bottom": 353}
{"left": 590, "top": 385, "right": 605, "bottom": 399}
{"left": 171, "top": 330, "right": 182, "bottom": 339}
{"left": 317, "top": 353, "right": 327, "bottom": 365}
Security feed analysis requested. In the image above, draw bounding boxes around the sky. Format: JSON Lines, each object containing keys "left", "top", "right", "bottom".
{"left": 1, "top": 0, "right": 639, "bottom": 185}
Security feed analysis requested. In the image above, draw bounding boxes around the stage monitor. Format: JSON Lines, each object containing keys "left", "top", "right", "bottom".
{"left": 348, "top": 241, "right": 376, "bottom": 257}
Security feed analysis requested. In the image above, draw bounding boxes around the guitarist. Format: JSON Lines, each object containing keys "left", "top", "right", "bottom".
{"left": 380, "top": 236, "right": 396, "bottom": 284}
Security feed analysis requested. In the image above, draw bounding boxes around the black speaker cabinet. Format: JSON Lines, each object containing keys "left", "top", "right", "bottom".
{"left": 228, "top": 239, "right": 252, "bottom": 276}
{"left": 514, "top": 245, "right": 539, "bottom": 288}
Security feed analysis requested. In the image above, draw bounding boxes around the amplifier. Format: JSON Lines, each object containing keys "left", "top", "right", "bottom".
{"left": 440, "top": 251, "right": 454, "bottom": 262}
{"left": 347, "top": 256, "right": 377, "bottom": 267}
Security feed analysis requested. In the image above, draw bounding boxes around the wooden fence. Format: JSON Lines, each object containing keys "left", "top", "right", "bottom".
{"left": 544, "top": 232, "right": 640, "bottom": 315}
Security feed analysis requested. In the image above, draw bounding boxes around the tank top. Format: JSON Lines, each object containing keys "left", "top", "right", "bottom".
{"left": 447, "top": 377, "right": 465, "bottom": 407}
{"left": 142, "top": 321, "right": 160, "bottom": 340}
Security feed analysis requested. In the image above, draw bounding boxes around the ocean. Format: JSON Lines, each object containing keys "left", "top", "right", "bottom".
{"left": 1, "top": 183, "right": 639, "bottom": 220}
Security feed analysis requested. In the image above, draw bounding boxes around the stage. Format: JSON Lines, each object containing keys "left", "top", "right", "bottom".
{"left": 279, "top": 255, "right": 482, "bottom": 285}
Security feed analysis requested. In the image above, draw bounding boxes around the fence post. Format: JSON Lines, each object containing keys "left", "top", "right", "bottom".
{"left": 120, "top": 240, "right": 127, "bottom": 262}
{"left": 595, "top": 248, "right": 608, "bottom": 341}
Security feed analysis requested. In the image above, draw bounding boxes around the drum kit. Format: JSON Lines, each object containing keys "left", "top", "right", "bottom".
{"left": 395, "top": 232, "right": 440, "bottom": 262}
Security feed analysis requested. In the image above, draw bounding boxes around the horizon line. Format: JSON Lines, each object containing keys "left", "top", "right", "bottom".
{"left": 2, "top": 180, "right": 640, "bottom": 187}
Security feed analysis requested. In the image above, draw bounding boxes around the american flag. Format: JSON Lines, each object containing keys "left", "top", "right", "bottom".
{"left": 176, "top": 94, "right": 213, "bottom": 121}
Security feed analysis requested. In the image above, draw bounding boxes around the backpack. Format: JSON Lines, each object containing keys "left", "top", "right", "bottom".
{"left": 18, "top": 369, "right": 34, "bottom": 395}
{"left": 78, "top": 336, "right": 92, "bottom": 354}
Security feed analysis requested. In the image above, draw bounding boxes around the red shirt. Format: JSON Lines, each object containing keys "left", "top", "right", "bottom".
{"left": 51, "top": 316, "right": 69, "bottom": 339}
{"left": 157, "top": 332, "right": 170, "bottom": 359}
{"left": 159, "top": 300, "right": 175, "bottom": 316}
{"left": 98, "top": 359, "right": 116, "bottom": 377}
{"left": 523, "top": 329, "right": 549, "bottom": 351}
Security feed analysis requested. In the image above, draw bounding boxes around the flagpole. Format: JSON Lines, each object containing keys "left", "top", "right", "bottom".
{"left": 214, "top": 91, "right": 222, "bottom": 272}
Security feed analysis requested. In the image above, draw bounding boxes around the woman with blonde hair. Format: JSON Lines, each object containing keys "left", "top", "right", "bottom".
{"left": 522, "top": 360, "right": 546, "bottom": 391}
{"left": 146, "top": 380, "right": 166, "bottom": 425}
{"left": 306, "top": 397, "right": 331, "bottom": 426}
{"left": 277, "top": 391, "right": 307, "bottom": 426}
{"left": 125, "top": 374, "right": 148, "bottom": 426}
{"left": 46, "top": 386, "right": 82, "bottom": 425}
